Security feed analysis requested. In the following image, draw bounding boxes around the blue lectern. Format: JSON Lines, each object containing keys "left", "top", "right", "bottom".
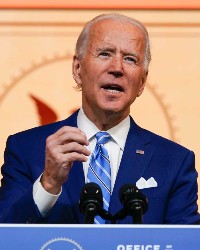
{"left": 0, "top": 224, "right": 199, "bottom": 250}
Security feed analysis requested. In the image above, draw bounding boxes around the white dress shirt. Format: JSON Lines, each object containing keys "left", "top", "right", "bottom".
{"left": 33, "top": 108, "right": 130, "bottom": 215}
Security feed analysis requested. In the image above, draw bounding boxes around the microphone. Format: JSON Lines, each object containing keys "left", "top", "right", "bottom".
{"left": 119, "top": 184, "right": 148, "bottom": 224}
{"left": 79, "top": 182, "right": 103, "bottom": 224}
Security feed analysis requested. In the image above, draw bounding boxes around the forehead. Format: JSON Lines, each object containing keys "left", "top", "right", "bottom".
{"left": 88, "top": 19, "right": 146, "bottom": 49}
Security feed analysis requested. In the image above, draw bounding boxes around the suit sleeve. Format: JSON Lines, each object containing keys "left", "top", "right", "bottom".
{"left": 165, "top": 150, "right": 200, "bottom": 224}
{"left": 0, "top": 135, "right": 44, "bottom": 223}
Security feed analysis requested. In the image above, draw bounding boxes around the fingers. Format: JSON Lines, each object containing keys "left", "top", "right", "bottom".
{"left": 46, "top": 126, "right": 90, "bottom": 161}
{"left": 47, "top": 126, "right": 89, "bottom": 145}
{"left": 42, "top": 126, "right": 90, "bottom": 194}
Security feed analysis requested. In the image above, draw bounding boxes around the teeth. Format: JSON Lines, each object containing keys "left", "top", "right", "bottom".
{"left": 105, "top": 89, "right": 121, "bottom": 93}
{"left": 103, "top": 85, "right": 122, "bottom": 92}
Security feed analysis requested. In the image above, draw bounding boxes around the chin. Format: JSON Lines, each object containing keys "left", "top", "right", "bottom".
{"left": 97, "top": 100, "right": 129, "bottom": 115}
{"left": 101, "top": 106, "right": 126, "bottom": 115}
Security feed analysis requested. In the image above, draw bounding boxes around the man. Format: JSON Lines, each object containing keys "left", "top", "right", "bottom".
{"left": 0, "top": 13, "right": 199, "bottom": 224}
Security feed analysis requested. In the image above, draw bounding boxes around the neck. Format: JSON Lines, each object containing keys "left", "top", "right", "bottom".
{"left": 82, "top": 107, "right": 129, "bottom": 131}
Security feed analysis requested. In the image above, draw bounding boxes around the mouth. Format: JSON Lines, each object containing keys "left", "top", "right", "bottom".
{"left": 101, "top": 84, "right": 124, "bottom": 93}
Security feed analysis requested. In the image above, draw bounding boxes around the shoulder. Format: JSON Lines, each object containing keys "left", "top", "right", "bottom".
{"left": 145, "top": 129, "right": 192, "bottom": 156}
{"left": 129, "top": 117, "right": 193, "bottom": 157}
{"left": 7, "top": 110, "right": 79, "bottom": 144}
{"left": 134, "top": 125, "right": 195, "bottom": 174}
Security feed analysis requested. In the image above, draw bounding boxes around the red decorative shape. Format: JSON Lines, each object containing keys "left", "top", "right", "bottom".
{"left": 29, "top": 94, "right": 58, "bottom": 125}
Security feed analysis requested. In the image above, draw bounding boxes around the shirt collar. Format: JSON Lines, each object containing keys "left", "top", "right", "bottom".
{"left": 77, "top": 108, "right": 130, "bottom": 151}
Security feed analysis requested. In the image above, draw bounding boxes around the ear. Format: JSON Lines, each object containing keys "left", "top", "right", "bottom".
{"left": 72, "top": 54, "right": 82, "bottom": 85}
{"left": 137, "top": 71, "right": 148, "bottom": 97}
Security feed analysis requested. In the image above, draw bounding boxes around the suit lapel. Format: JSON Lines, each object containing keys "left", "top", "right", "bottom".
{"left": 109, "top": 117, "right": 153, "bottom": 215}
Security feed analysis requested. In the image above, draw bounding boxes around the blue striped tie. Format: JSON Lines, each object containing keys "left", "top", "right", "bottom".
{"left": 87, "top": 131, "right": 111, "bottom": 224}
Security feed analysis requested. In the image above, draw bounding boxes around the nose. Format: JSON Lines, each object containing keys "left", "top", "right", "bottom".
{"left": 108, "top": 55, "right": 123, "bottom": 78}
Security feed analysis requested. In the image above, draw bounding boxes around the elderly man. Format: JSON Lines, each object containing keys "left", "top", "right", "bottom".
{"left": 0, "top": 13, "right": 199, "bottom": 224}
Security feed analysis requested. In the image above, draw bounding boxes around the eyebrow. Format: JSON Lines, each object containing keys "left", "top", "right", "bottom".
{"left": 96, "top": 47, "right": 139, "bottom": 57}
{"left": 96, "top": 47, "right": 115, "bottom": 53}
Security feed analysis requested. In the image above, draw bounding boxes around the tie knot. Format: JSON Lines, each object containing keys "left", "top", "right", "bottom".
{"left": 96, "top": 131, "right": 111, "bottom": 145}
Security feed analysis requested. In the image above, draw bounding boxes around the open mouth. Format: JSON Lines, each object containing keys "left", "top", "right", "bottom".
{"left": 102, "top": 84, "right": 124, "bottom": 93}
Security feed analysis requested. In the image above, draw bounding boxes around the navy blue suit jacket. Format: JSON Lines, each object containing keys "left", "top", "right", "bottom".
{"left": 0, "top": 111, "right": 199, "bottom": 224}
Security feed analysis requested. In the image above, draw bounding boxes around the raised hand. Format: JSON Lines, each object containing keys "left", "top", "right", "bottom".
{"left": 41, "top": 126, "right": 90, "bottom": 194}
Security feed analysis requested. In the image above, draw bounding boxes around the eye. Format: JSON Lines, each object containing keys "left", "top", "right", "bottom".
{"left": 124, "top": 56, "right": 138, "bottom": 65}
{"left": 98, "top": 51, "right": 111, "bottom": 58}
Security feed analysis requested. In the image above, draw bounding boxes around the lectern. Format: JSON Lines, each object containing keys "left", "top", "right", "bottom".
{"left": 0, "top": 224, "right": 199, "bottom": 250}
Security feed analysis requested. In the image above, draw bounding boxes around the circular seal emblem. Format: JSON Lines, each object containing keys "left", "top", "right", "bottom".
{"left": 40, "top": 237, "right": 84, "bottom": 250}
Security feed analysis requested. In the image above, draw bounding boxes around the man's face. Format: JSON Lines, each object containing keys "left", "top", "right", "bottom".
{"left": 73, "top": 19, "right": 147, "bottom": 120}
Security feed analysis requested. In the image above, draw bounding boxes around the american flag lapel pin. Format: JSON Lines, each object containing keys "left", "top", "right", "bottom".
{"left": 136, "top": 149, "right": 145, "bottom": 155}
